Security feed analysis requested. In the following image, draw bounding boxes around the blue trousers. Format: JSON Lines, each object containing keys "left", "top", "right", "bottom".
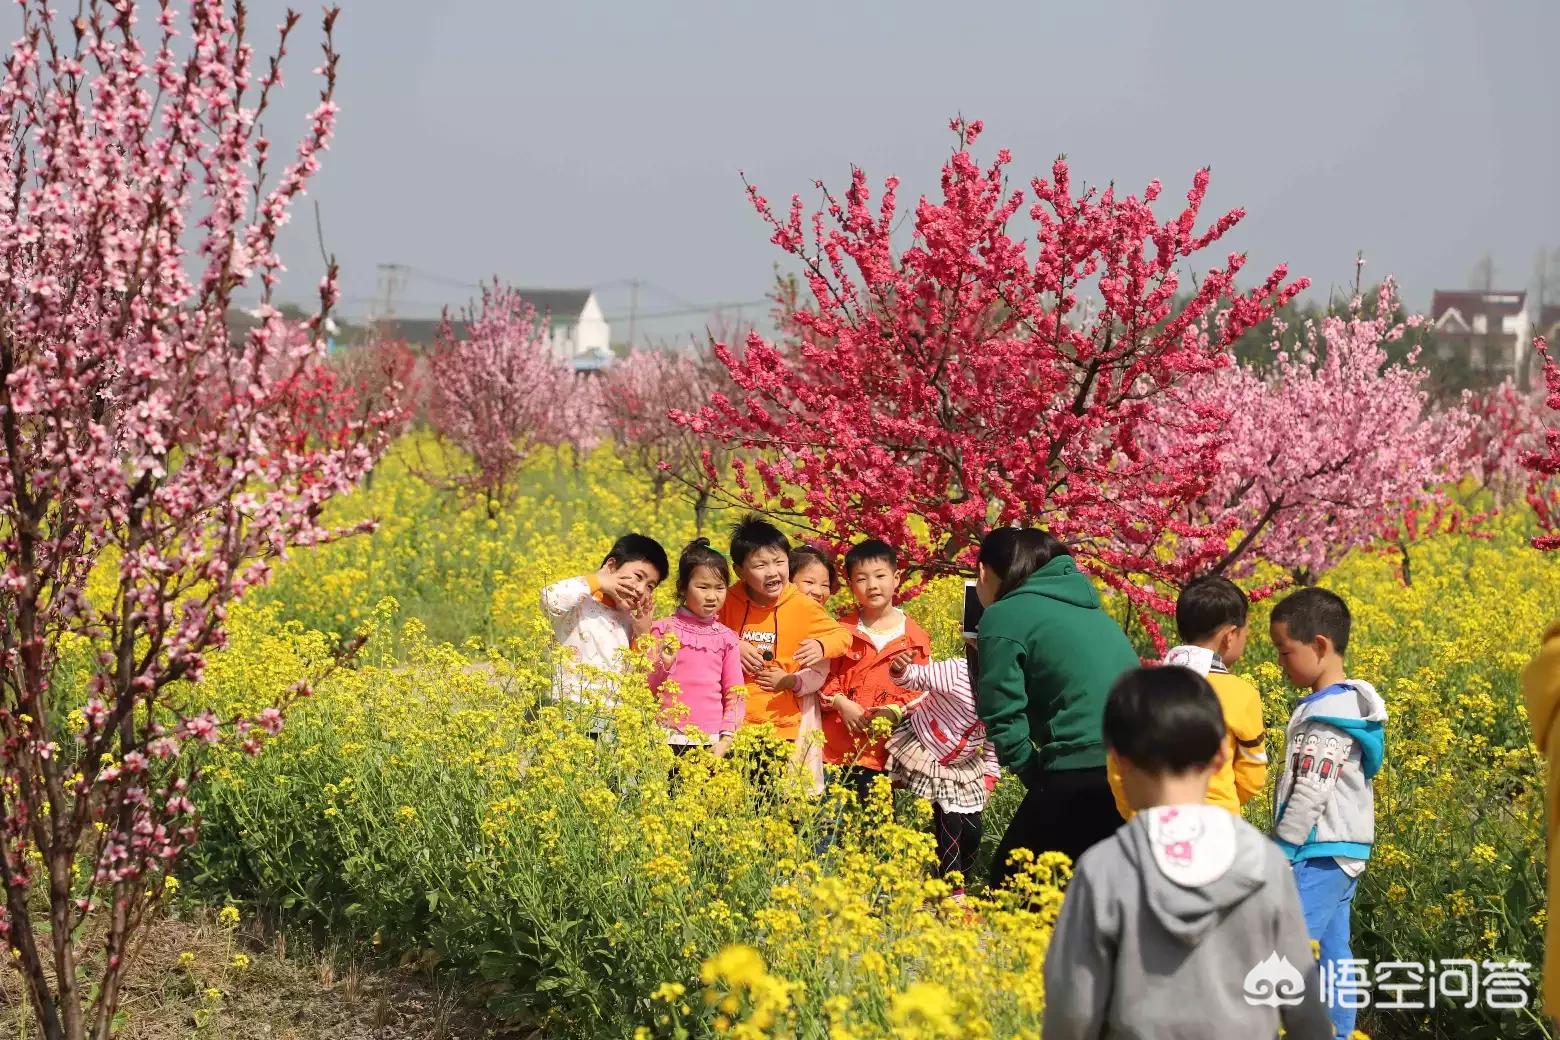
{"left": 1293, "top": 857, "right": 1359, "bottom": 1039}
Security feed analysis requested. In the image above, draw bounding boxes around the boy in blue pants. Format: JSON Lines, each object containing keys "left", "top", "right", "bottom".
{"left": 1270, "top": 588, "right": 1387, "bottom": 1039}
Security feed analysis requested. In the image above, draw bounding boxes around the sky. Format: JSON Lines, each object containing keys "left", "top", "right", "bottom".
{"left": 18, "top": 0, "right": 1560, "bottom": 343}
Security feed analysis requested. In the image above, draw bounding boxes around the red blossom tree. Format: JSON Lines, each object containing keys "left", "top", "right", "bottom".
{"left": 426, "top": 281, "right": 587, "bottom": 516}
{"left": 681, "top": 118, "right": 1304, "bottom": 640}
{"left": 0, "top": 5, "right": 397, "bottom": 1038}
{"left": 600, "top": 346, "right": 736, "bottom": 533}
{"left": 1154, "top": 278, "right": 1471, "bottom": 584}
{"left": 1523, "top": 337, "right": 1560, "bottom": 550}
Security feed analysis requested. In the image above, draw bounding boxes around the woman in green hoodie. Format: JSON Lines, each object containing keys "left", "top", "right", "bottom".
{"left": 974, "top": 528, "right": 1140, "bottom": 890}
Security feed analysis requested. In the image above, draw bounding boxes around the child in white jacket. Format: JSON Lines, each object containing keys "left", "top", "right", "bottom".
{"left": 540, "top": 533, "right": 669, "bottom": 733}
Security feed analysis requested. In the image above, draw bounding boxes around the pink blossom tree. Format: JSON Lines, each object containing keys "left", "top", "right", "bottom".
{"left": 601, "top": 346, "right": 734, "bottom": 533}
{"left": 0, "top": 5, "right": 398, "bottom": 1038}
{"left": 681, "top": 118, "right": 1304, "bottom": 641}
{"left": 1162, "top": 279, "right": 1470, "bottom": 583}
{"left": 1524, "top": 338, "right": 1560, "bottom": 550}
{"left": 426, "top": 281, "right": 583, "bottom": 516}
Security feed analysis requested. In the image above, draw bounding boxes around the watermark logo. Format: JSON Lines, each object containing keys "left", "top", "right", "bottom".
{"left": 1242, "top": 954, "right": 1533, "bottom": 1011}
{"left": 1242, "top": 952, "right": 1306, "bottom": 1008}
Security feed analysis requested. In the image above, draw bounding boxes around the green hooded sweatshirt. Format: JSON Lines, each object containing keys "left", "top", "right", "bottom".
{"left": 975, "top": 555, "right": 1139, "bottom": 781}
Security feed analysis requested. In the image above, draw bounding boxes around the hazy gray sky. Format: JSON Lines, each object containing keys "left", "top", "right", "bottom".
{"left": 38, "top": 1, "right": 1560, "bottom": 340}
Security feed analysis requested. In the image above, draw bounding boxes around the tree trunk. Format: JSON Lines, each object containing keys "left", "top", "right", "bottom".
{"left": 694, "top": 487, "right": 711, "bottom": 537}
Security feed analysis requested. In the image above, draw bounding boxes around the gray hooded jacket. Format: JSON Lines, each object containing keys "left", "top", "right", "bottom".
{"left": 1042, "top": 805, "right": 1333, "bottom": 1040}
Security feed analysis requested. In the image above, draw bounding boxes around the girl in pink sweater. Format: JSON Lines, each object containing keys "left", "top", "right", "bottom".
{"left": 646, "top": 539, "right": 746, "bottom": 756}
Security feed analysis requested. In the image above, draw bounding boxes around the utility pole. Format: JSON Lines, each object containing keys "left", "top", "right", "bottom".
{"left": 626, "top": 278, "right": 640, "bottom": 350}
{"left": 374, "top": 263, "right": 408, "bottom": 329}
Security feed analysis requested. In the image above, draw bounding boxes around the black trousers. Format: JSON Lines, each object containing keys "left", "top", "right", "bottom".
{"left": 989, "top": 766, "right": 1124, "bottom": 890}
{"left": 932, "top": 804, "right": 982, "bottom": 886}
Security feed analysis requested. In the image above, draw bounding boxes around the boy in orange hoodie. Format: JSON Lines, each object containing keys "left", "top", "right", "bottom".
{"left": 719, "top": 515, "right": 851, "bottom": 746}
{"left": 821, "top": 539, "right": 930, "bottom": 805}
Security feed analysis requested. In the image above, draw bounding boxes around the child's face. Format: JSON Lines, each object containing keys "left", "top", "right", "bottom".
{"left": 683, "top": 565, "right": 728, "bottom": 619}
{"left": 848, "top": 558, "right": 899, "bottom": 615}
{"left": 793, "top": 561, "right": 833, "bottom": 608}
{"left": 605, "top": 559, "right": 661, "bottom": 612}
{"left": 1270, "top": 620, "right": 1327, "bottom": 688}
{"left": 737, "top": 546, "right": 789, "bottom": 604}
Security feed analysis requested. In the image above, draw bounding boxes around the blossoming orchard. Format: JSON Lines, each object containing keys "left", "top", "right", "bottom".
{"left": 0, "top": 2, "right": 1557, "bottom": 1039}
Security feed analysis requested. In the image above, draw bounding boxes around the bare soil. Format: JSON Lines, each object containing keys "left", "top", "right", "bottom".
{"left": 0, "top": 911, "right": 534, "bottom": 1040}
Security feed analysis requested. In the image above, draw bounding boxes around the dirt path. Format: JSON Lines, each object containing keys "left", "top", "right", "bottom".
{"left": 2, "top": 912, "right": 534, "bottom": 1040}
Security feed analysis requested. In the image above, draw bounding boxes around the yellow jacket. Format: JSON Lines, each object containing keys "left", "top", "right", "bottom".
{"left": 1108, "top": 669, "right": 1268, "bottom": 821}
{"left": 1522, "top": 621, "right": 1560, "bottom": 1016}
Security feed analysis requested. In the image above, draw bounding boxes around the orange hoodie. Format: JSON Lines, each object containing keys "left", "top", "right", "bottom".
{"left": 821, "top": 612, "right": 931, "bottom": 771}
{"left": 720, "top": 582, "right": 851, "bottom": 739}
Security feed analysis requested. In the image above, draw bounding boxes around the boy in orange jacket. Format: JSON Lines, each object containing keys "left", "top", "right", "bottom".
{"left": 719, "top": 514, "right": 851, "bottom": 743}
{"left": 821, "top": 539, "right": 930, "bottom": 805}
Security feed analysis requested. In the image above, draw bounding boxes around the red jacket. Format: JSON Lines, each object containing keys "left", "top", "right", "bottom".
{"left": 821, "top": 612, "right": 931, "bottom": 770}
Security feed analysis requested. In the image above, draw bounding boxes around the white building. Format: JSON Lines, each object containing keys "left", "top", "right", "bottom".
{"left": 376, "top": 288, "right": 613, "bottom": 371}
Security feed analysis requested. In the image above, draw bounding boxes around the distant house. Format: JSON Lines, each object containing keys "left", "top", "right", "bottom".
{"left": 376, "top": 288, "right": 612, "bottom": 371}
{"left": 1430, "top": 289, "right": 1534, "bottom": 387}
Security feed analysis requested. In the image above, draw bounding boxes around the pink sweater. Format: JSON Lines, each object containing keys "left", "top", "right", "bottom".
{"left": 647, "top": 608, "right": 746, "bottom": 739}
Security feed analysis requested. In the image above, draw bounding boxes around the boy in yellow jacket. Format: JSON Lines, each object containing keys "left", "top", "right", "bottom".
{"left": 1523, "top": 622, "right": 1560, "bottom": 1020}
{"left": 1109, "top": 575, "right": 1267, "bottom": 821}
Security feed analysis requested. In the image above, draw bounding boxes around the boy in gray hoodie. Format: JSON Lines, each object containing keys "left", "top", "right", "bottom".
{"left": 1042, "top": 666, "right": 1332, "bottom": 1040}
{"left": 1270, "top": 587, "right": 1387, "bottom": 1039}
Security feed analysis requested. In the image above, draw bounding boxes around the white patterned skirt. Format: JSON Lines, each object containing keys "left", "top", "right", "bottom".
{"left": 885, "top": 724, "right": 989, "bottom": 814}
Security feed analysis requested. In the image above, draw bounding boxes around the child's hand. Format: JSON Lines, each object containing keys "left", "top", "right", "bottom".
{"left": 712, "top": 735, "right": 734, "bottom": 759}
{"left": 835, "top": 697, "right": 869, "bottom": 734}
{"left": 794, "top": 638, "right": 826, "bottom": 668}
{"left": 657, "top": 638, "right": 678, "bottom": 668}
{"left": 983, "top": 773, "right": 998, "bottom": 793}
{"left": 869, "top": 705, "right": 902, "bottom": 727}
{"left": 739, "top": 643, "right": 767, "bottom": 675}
{"left": 631, "top": 603, "right": 655, "bottom": 639}
{"left": 755, "top": 666, "right": 789, "bottom": 692}
{"left": 888, "top": 651, "right": 914, "bottom": 680}
{"left": 596, "top": 567, "right": 636, "bottom": 611}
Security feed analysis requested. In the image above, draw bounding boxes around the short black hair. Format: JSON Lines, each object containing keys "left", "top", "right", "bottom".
{"left": 1176, "top": 575, "right": 1250, "bottom": 644}
{"left": 603, "top": 533, "right": 669, "bottom": 582}
{"left": 1270, "top": 587, "right": 1352, "bottom": 655}
{"left": 843, "top": 538, "right": 897, "bottom": 578}
{"left": 1104, "top": 666, "right": 1226, "bottom": 774}
{"left": 676, "top": 537, "right": 730, "bottom": 595}
{"left": 788, "top": 544, "right": 838, "bottom": 591}
{"left": 977, "top": 528, "right": 1070, "bottom": 601}
{"left": 729, "top": 513, "right": 790, "bottom": 568}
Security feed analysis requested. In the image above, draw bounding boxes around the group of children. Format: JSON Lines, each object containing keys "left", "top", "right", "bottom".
{"left": 1049, "top": 580, "right": 1385, "bottom": 1039}
{"left": 542, "top": 519, "right": 1387, "bottom": 1039}
{"left": 542, "top": 516, "right": 999, "bottom": 895}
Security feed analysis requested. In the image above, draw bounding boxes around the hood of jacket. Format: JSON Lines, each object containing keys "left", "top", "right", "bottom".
{"left": 997, "top": 555, "right": 1101, "bottom": 610}
{"left": 1302, "top": 679, "right": 1388, "bottom": 780}
{"left": 1117, "top": 804, "right": 1270, "bottom": 947}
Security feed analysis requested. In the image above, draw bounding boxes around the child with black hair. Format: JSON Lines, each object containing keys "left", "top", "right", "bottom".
{"left": 1043, "top": 666, "right": 1331, "bottom": 1040}
{"left": 1107, "top": 574, "right": 1267, "bottom": 821}
{"left": 646, "top": 539, "right": 745, "bottom": 756}
{"left": 819, "top": 539, "right": 930, "bottom": 805}
{"left": 718, "top": 515, "right": 850, "bottom": 737}
{"left": 541, "top": 533, "right": 670, "bottom": 733}
{"left": 789, "top": 544, "right": 839, "bottom": 608}
{"left": 1270, "top": 587, "right": 1387, "bottom": 1040}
